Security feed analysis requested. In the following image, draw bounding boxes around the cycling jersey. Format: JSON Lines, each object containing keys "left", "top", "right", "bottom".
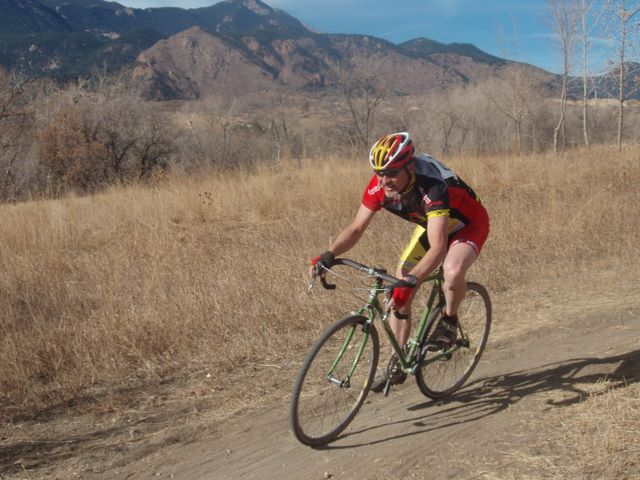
{"left": 361, "top": 153, "right": 485, "bottom": 233}
{"left": 361, "top": 154, "right": 489, "bottom": 267}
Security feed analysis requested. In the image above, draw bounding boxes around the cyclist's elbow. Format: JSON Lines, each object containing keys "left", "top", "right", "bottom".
{"left": 347, "top": 223, "right": 367, "bottom": 239}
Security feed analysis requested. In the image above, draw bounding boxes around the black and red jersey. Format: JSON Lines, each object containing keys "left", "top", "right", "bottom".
{"left": 361, "top": 154, "right": 485, "bottom": 235}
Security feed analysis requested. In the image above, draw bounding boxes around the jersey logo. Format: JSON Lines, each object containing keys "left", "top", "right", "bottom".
{"left": 367, "top": 185, "right": 382, "bottom": 196}
{"left": 424, "top": 194, "right": 445, "bottom": 208}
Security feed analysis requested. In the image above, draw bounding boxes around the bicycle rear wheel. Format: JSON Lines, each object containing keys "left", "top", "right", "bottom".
{"left": 290, "top": 314, "right": 379, "bottom": 446}
{"left": 416, "top": 282, "right": 491, "bottom": 399}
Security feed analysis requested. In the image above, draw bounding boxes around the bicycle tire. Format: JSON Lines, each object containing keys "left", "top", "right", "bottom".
{"left": 416, "top": 282, "right": 491, "bottom": 399}
{"left": 290, "top": 314, "right": 379, "bottom": 446}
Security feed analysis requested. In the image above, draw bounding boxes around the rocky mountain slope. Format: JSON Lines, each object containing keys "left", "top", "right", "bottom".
{"left": 129, "top": 1, "right": 550, "bottom": 99}
{"left": 1, "top": 0, "right": 554, "bottom": 99}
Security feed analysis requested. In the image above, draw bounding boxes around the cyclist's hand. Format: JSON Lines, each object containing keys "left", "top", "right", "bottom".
{"left": 389, "top": 285, "right": 413, "bottom": 309}
{"left": 387, "top": 274, "right": 418, "bottom": 310}
{"left": 309, "top": 250, "right": 335, "bottom": 278}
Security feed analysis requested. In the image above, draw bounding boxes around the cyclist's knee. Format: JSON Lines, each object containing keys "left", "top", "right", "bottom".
{"left": 443, "top": 254, "right": 472, "bottom": 286}
{"left": 443, "top": 263, "right": 465, "bottom": 285}
{"left": 443, "top": 243, "right": 476, "bottom": 282}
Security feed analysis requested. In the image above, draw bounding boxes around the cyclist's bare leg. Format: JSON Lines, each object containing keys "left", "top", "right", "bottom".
{"left": 390, "top": 311, "right": 411, "bottom": 346}
{"left": 442, "top": 242, "right": 477, "bottom": 315}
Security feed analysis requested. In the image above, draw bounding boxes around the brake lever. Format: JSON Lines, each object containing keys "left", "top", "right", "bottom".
{"left": 320, "top": 275, "right": 336, "bottom": 290}
{"left": 309, "top": 265, "right": 337, "bottom": 290}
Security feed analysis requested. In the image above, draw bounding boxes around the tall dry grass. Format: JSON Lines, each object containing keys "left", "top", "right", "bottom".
{"left": 0, "top": 146, "right": 638, "bottom": 421}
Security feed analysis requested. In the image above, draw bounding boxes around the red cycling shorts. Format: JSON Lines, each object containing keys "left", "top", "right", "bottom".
{"left": 399, "top": 205, "right": 489, "bottom": 270}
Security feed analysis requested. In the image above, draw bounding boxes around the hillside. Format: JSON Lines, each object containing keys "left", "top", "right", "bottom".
{"left": 3, "top": 0, "right": 637, "bottom": 101}
{"left": 132, "top": 23, "right": 553, "bottom": 100}
{"left": 0, "top": 148, "right": 638, "bottom": 478}
{"left": 0, "top": 0, "right": 314, "bottom": 77}
{"left": 0, "top": 0, "right": 553, "bottom": 99}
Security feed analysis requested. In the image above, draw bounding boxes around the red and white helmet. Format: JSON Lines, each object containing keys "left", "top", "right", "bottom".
{"left": 369, "top": 132, "right": 415, "bottom": 172}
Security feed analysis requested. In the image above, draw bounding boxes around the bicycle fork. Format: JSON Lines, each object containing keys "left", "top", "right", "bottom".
{"left": 325, "top": 320, "right": 373, "bottom": 389}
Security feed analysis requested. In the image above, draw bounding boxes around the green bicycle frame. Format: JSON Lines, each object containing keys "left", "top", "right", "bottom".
{"left": 371, "top": 269, "right": 456, "bottom": 372}
{"left": 326, "top": 267, "right": 458, "bottom": 389}
{"left": 324, "top": 277, "right": 383, "bottom": 388}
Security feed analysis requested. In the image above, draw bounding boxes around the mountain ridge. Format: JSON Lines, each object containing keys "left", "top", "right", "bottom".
{"left": 1, "top": 0, "right": 556, "bottom": 99}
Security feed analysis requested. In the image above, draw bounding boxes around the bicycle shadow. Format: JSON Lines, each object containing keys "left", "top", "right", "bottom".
{"left": 317, "top": 348, "right": 640, "bottom": 449}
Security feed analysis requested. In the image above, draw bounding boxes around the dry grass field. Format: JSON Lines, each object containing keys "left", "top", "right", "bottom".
{"left": 474, "top": 382, "right": 640, "bottom": 479}
{"left": 0, "top": 145, "right": 639, "bottom": 477}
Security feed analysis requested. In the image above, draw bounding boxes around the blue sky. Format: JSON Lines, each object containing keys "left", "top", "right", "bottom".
{"left": 116, "top": 0, "right": 609, "bottom": 74}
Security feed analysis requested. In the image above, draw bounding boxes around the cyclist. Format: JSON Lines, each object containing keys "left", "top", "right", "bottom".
{"left": 310, "top": 132, "right": 489, "bottom": 392}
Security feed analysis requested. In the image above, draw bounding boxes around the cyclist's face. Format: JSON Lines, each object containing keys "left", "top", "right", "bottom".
{"left": 377, "top": 167, "right": 410, "bottom": 196}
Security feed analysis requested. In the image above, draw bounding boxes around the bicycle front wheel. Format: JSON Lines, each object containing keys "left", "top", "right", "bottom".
{"left": 290, "top": 314, "right": 379, "bottom": 446}
{"left": 416, "top": 282, "right": 491, "bottom": 399}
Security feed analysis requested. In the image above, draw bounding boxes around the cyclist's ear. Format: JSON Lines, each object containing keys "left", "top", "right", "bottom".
{"left": 405, "top": 161, "right": 415, "bottom": 175}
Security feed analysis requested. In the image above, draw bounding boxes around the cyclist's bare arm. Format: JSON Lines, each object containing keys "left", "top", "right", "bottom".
{"left": 329, "top": 204, "right": 377, "bottom": 256}
{"left": 309, "top": 204, "right": 376, "bottom": 278}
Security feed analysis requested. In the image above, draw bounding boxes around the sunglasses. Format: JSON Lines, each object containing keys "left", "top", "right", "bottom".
{"left": 375, "top": 168, "right": 402, "bottom": 178}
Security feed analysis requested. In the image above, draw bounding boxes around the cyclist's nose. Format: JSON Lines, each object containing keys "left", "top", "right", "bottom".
{"left": 380, "top": 175, "right": 394, "bottom": 186}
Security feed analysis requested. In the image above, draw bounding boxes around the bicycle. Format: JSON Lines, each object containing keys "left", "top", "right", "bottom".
{"left": 289, "top": 258, "right": 491, "bottom": 446}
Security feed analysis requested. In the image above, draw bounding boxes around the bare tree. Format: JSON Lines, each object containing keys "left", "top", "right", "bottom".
{"left": 0, "top": 71, "right": 33, "bottom": 201}
{"left": 548, "top": 0, "right": 581, "bottom": 155}
{"left": 603, "top": 0, "right": 640, "bottom": 149}
{"left": 578, "top": 0, "right": 602, "bottom": 147}
{"left": 38, "top": 74, "right": 178, "bottom": 193}
{"left": 134, "top": 114, "right": 177, "bottom": 179}
{"left": 336, "top": 67, "right": 385, "bottom": 148}
{"left": 483, "top": 65, "right": 533, "bottom": 156}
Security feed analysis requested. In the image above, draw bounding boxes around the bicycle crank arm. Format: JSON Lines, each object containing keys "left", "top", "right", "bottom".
{"left": 383, "top": 379, "right": 391, "bottom": 397}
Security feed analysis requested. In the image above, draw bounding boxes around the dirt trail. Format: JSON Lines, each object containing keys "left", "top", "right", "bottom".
{"left": 3, "top": 275, "right": 640, "bottom": 480}
{"left": 99, "top": 277, "right": 640, "bottom": 480}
